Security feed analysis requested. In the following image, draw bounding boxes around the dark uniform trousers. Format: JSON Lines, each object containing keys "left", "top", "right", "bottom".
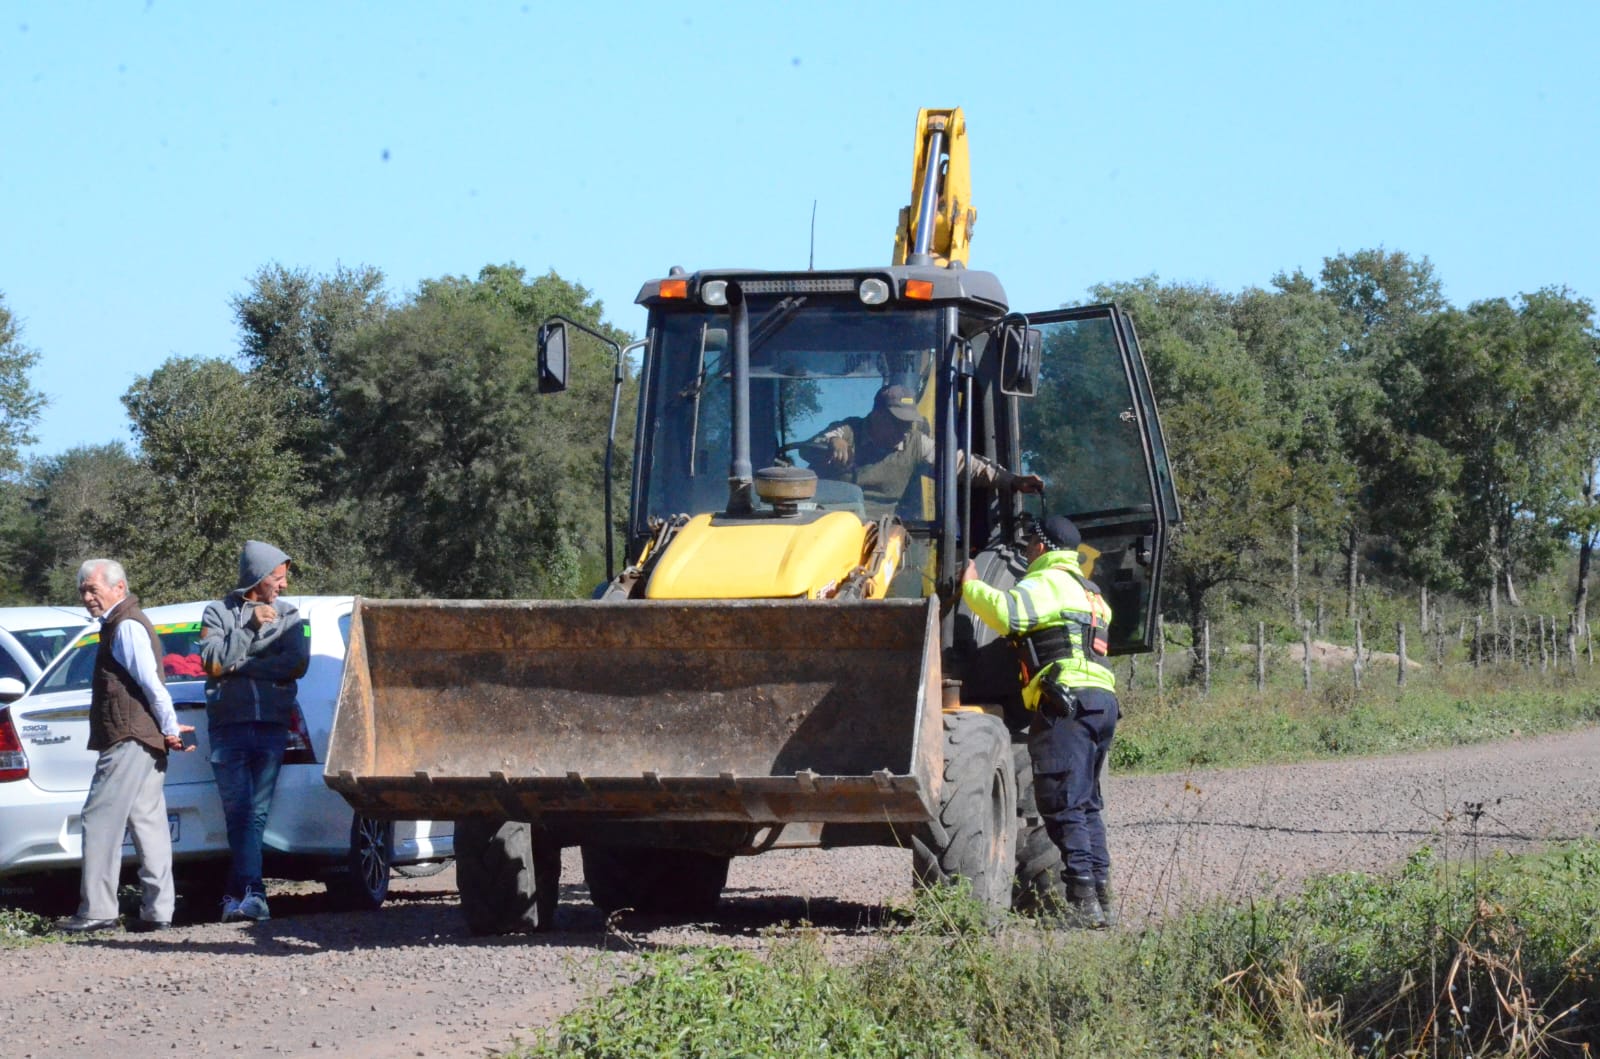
{"left": 1027, "top": 685, "right": 1119, "bottom": 881}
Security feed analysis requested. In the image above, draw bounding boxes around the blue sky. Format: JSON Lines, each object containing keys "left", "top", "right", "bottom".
{"left": 5, "top": 1, "right": 1597, "bottom": 458}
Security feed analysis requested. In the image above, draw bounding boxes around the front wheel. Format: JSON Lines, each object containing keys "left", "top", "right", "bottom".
{"left": 580, "top": 845, "right": 730, "bottom": 917}
{"left": 912, "top": 710, "right": 1018, "bottom": 911}
{"left": 454, "top": 819, "right": 560, "bottom": 935}
{"left": 327, "top": 813, "right": 393, "bottom": 910}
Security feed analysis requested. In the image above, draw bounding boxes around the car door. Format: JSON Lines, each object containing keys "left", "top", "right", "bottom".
{"left": 1017, "top": 304, "right": 1180, "bottom": 653}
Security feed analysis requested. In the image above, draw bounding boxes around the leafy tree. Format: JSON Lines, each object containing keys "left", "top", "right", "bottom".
{"left": 233, "top": 263, "right": 389, "bottom": 485}
{"left": 0, "top": 292, "right": 45, "bottom": 478}
{"left": 109, "top": 357, "right": 314, "bottom": 603}
{"left": 1084, "top": 278, "right": 1292, "bottom": 667}
{"left": 1234, "top": 277, "right": 1357, "bottom": 624}
{"left": 0, "top": 294, "right": 47, "bottom": 600}
{"left": 1315, "top": 249, "right": 1448, "bottom": 619}
{"left": 8, "top": 443, "right": 141, "bottom": 602}
{"left": 1396, "top": 290, "right": 1599, "bottom": 608}
{"left": 327, "top": 266, "right": 629, "bottom": 598}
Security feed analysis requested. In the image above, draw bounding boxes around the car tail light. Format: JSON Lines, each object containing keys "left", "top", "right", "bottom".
{"left": 0, "top": 707, "right": 29, "bottom": 782}
{"left": 282, "top": 704, "right": 317, "bottom": 766}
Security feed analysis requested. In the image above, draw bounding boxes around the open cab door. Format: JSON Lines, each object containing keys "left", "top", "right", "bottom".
{"left": 1018, "top": 304, "right": 1179, "bottom": 654}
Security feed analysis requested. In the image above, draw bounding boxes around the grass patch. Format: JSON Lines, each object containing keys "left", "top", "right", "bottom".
{"left": 517, "top": 844, "right": 1600, "bottom": 1059}
{"left": 0, "top": 903, "right": 56, "bottom": 948}
{"left": 1112, "top": 667, "right": 1600, "bottom": 774}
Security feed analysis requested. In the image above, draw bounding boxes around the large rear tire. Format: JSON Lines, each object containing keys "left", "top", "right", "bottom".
{"left": 580, "top": 845, "right": 730, "bottom": 917}
{"left": 454, "top": 819, "right": 560, "bottom": 935}
{"left": 912, "top": 710, "right": 1018, "bottom": 911}
{"left": 1011, "top": 743, "right": 1063, "bottom": 912}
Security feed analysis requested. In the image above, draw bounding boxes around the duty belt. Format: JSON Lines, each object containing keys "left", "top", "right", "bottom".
{"left": 1015, "top": 625, "right": 1074, "bottom": 673}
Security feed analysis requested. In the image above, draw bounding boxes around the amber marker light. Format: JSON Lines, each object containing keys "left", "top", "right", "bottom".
{"left": 660, "top": 279, "right": 689, "bottom": 299}
{"left": 904, "top": 279, "right": 934, "bottom": 300}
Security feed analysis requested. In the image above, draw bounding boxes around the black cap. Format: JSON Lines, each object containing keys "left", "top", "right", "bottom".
{"left": 873, "top": 384, "right": 921, "bottom": 422}
{"left": 1037, "top": 515, "right": 1081, "bottom": 551}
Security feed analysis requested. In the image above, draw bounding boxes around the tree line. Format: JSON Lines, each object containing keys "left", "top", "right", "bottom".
{"left": 0, "top": 250, "right": 1596, "bottom": 644}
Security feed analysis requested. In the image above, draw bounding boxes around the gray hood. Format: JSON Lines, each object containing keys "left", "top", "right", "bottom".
{"left": 235, "top": 540, "right": 291, "bottom": 591}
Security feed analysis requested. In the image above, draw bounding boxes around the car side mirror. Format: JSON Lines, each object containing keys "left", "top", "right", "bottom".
{"left": 537, "top": 320, "right": 570, "bottom": 394}
{"left": 0, "top": 676, "right": 25, "bottom": 703}
{"left": 998, "top": 323, "right": 1042, "bottom": 397}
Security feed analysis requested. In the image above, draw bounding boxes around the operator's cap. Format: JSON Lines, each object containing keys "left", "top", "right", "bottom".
{"left": 1038, "top": 515, "right": 1081, "bottom": 551}
{"left": 874, "top": 384, "right": 921, "bottom": 422}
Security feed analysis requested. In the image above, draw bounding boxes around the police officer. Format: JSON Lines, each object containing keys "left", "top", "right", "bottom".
{"left": 961, "top": 515, "right": 1118, "bottom": 928}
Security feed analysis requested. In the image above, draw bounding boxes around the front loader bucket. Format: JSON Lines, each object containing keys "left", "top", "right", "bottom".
{"left": 325, "top": 598, "right": 944, "bottom": 828}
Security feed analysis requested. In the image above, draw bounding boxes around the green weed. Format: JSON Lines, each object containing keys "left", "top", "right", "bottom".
{"left": 515, "top": 843, "right": 1600, "bottom": 1059}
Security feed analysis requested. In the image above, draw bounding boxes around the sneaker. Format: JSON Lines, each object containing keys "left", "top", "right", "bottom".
{"left": 220, "top": 895, "right": 243, "bottom": 923}
{"left": 237, "top": 889, "right": 271, "bottom": 922}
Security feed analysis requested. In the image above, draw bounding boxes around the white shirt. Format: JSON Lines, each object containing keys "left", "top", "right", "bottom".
{"left": 102, "top": 598, "right": 179, "bottom": 739}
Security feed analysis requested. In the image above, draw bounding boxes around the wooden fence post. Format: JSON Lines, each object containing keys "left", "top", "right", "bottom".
{"left": 1539, "top": 614, "right": 1548, "bottom": 672}
{"left": 1353, "top": 619, "right": 1364, "bottom": 690}
{"left": 1397, "top": 622, "right": 1407, "bottom": 688}
{"left": 1202, "top": 620, "right": 1211, "bottom": 696}
{"left": 1473, "top": 614, "right": 1483, "bottom": 668}
{"left": 1255, "top": 622, "right": 1266, "bottom": 692}
{"left": 1302, "top": 622, "right": 1312, "bottom": 691}
{"left": 1155, "top": 614, "right": 1165, "bottom": 695}
{"left": 1568, "top": 617, "right": 1579, "bottom": 673}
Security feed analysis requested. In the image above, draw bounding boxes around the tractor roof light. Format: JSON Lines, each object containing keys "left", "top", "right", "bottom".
{"left": 903, "top": 279, "right": 934, "bottom": 301}
{"left": 701, "top": 280, "right": 729, "bottom": 307}
{"left": 858, "top": 278, "right": 891, "bottom": 305}
{"left": 660, "top": 279, "right": 689, "bottom": 299}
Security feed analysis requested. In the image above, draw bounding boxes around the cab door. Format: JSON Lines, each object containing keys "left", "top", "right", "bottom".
{"left": 1017, "top": 304, "right": 1179, "bottom": 654}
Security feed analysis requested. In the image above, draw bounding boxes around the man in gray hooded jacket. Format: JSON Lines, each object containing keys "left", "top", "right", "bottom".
{"left": 199, "top": 540, "right": 309, "bottom": 923}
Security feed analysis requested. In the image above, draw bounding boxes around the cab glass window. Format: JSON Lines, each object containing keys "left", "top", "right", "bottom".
{"left": 640, "top": 302, "right": 942, "bottom": 523}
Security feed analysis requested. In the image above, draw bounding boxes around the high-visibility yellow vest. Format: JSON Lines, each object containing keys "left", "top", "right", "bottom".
{"left": 962, "top": 549, "right": 1115, "bottom": 708}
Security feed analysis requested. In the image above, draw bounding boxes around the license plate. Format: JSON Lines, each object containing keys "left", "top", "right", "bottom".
{"left": 122, "top": 813, "right": 180, "bottom": 846}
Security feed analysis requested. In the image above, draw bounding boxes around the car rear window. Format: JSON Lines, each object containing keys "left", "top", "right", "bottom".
{"left": 34, "top": 621, "right": 208, "bottom": 695}
{"left": 11, "top": 627, "right": 84, "bottom": 669}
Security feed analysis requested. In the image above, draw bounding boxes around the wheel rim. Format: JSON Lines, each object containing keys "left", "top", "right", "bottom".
{"left": 353, "top": 816, "right": 391, "bottom": 899}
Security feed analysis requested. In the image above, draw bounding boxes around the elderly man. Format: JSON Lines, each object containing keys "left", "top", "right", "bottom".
{"left": 199, "top": 541, "right": 308, "bottom": 924}
{"left": 800, "top": 383, "right": 1043, "bottom": 513}
{"left": 57, "top": 559, "right": 191, "bottom": 934}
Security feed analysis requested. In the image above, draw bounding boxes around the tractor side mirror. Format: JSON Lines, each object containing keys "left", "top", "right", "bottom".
{"left": 998, "top": 324, "right": 1042, "bottom": 397}
{"left": 537, "top": 320, "right": 570, "bottom": 394}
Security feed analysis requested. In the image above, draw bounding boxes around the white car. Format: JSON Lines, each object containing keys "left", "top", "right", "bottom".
{"left": 0, "top": 596, "right": 452, "bottom": 915}
{"left": 0, "top": 606, "right": 92, "bottom": 704}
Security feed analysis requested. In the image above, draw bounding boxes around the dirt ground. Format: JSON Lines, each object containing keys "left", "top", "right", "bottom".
{"left": 6, "top": 725, "right": 1599, "bottom": 1058}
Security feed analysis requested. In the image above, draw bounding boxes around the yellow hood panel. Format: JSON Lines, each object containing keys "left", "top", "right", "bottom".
{"left": 645, "top": 512, "right": 869, "bottom": 599}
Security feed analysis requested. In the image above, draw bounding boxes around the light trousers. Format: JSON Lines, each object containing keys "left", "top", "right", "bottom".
{"left": 78, "top": 739, "right": 173, "bottom": 922}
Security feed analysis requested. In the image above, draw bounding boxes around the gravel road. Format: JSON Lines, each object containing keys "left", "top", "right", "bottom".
{"left": 7, "top": 726, "right": 1600, "bottom": 1059}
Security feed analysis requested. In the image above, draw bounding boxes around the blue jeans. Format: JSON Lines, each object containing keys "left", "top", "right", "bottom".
{"left": 209, "top": 722, "right": 288, "bottom": 898}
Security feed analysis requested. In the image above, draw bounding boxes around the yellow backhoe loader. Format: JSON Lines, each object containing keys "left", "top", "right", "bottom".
{"left": 325, "top": 108, "right": 1180, "bottom": 932}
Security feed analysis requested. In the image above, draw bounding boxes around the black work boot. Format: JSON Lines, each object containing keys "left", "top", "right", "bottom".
{"left": 1095, "top": 875, "right": 1118, "bottom": 929}
{"left": 1048, "top": 875, "right": 1107, "bottom": 930}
